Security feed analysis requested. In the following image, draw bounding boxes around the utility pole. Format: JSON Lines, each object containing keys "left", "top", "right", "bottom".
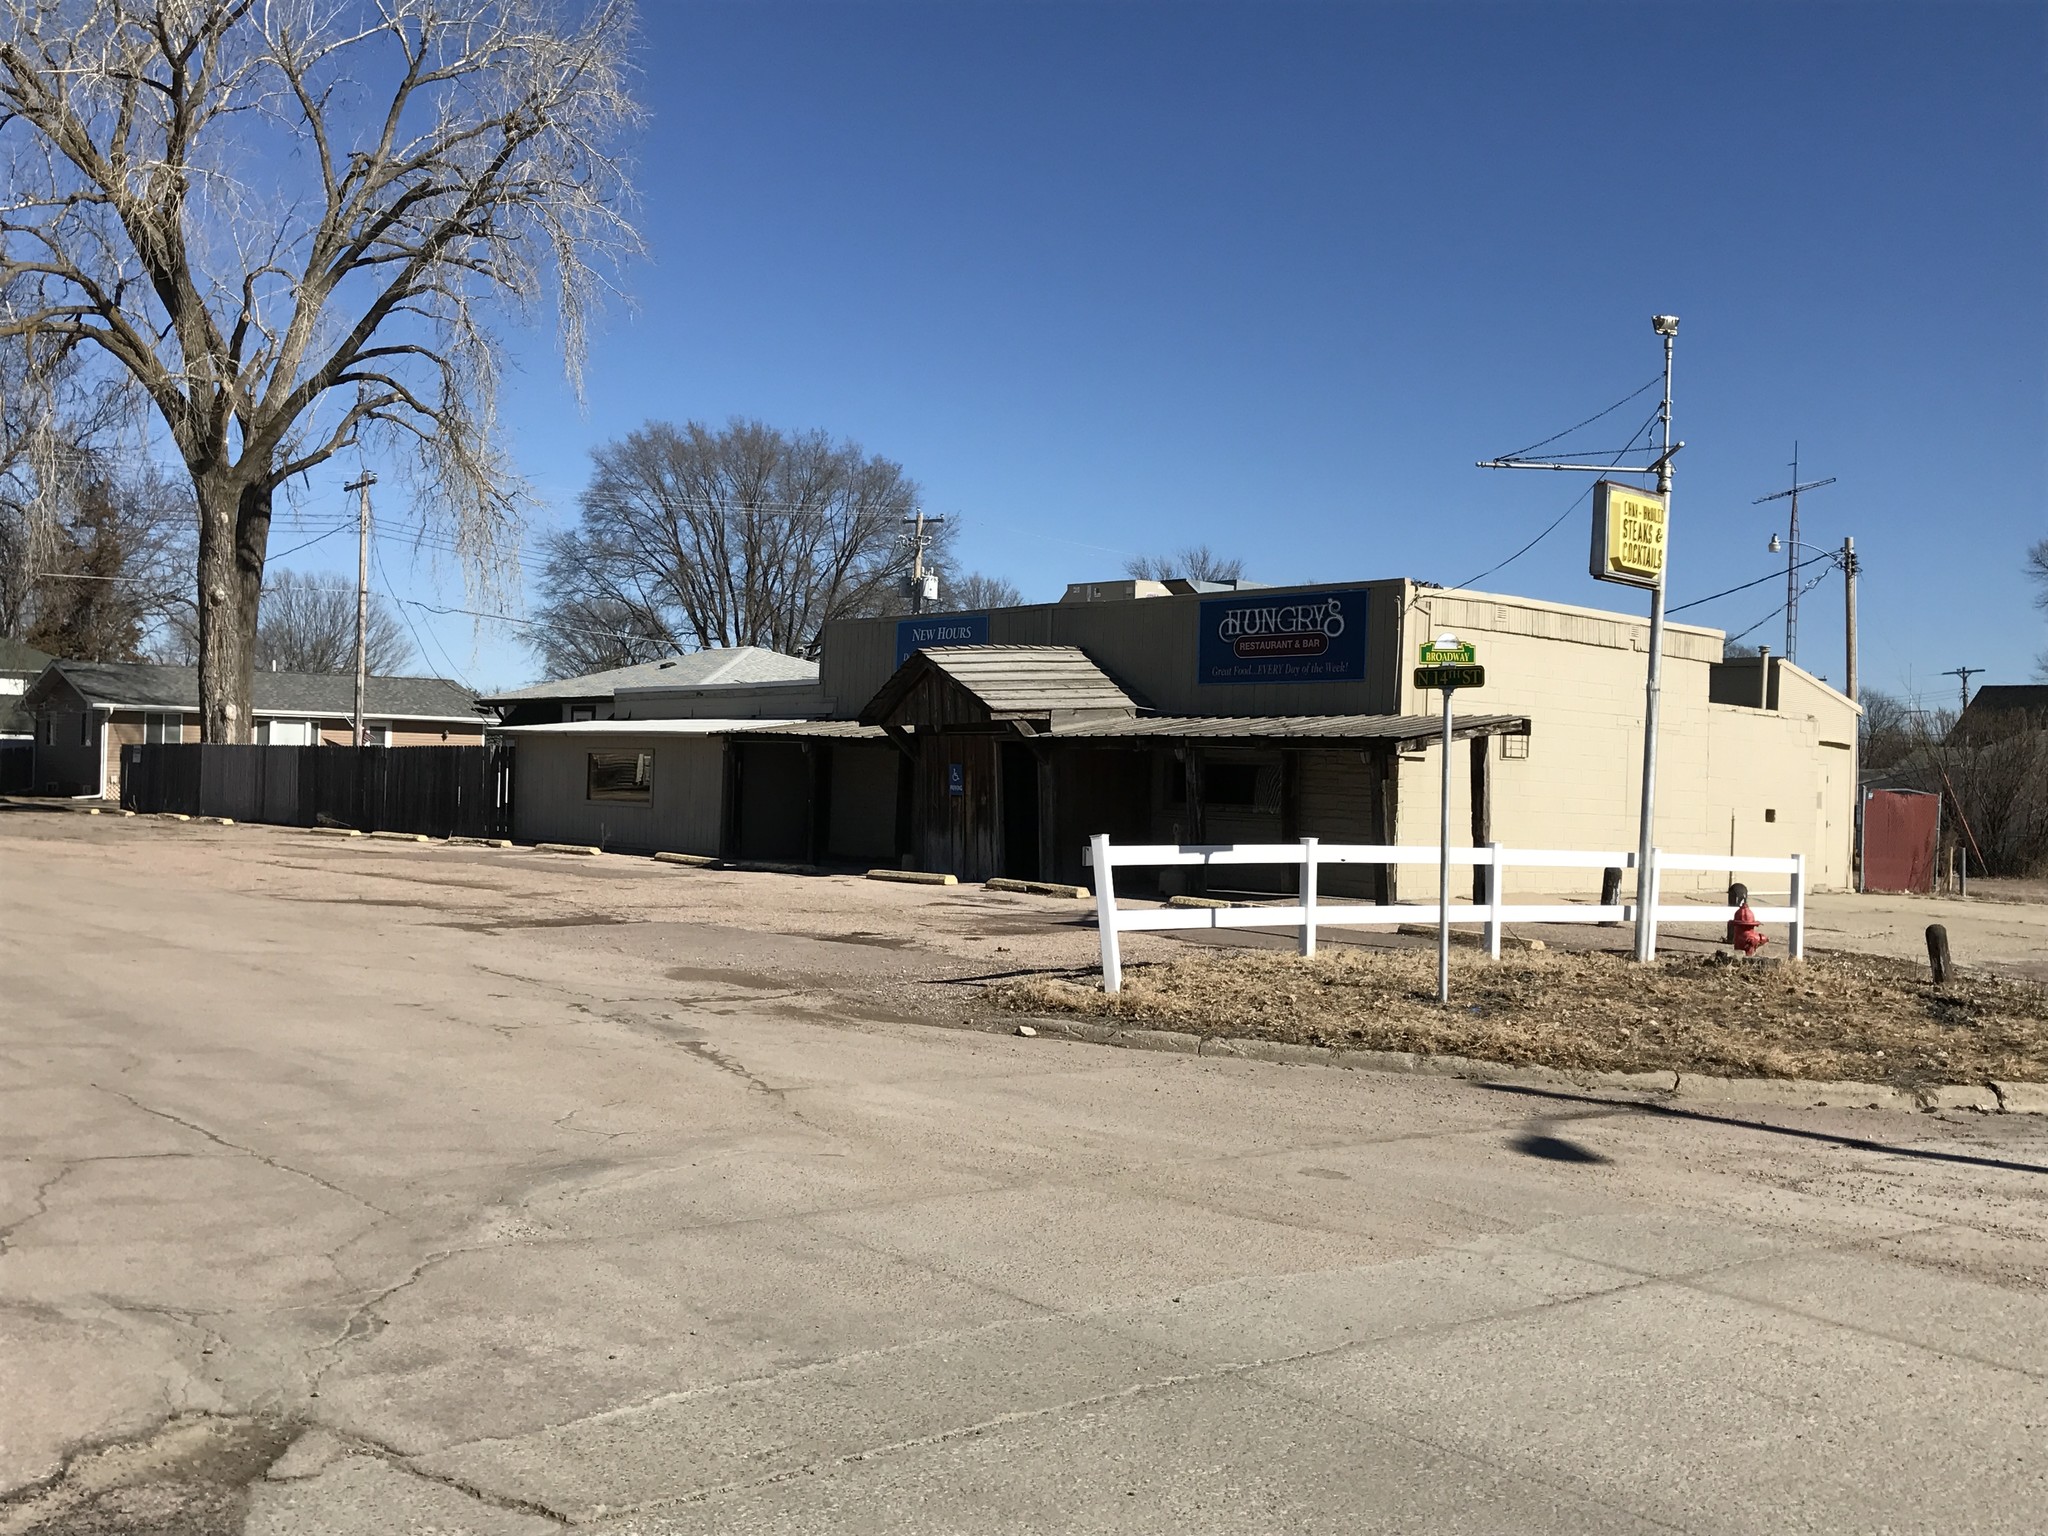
{"left": 1632, "top": 320, "right": 1677, "bottom": 963}
{"left": 1841, "top": 536, "right": 1858, "bottom": 703}
{"left": 1943, "top": 666, "right": 1984, "bottom": 715}
{"left": 903, "top": 506, "right": 945, "bottom": 616}
{"left": 345, "top": 471, "right": 376, "bottom": 747}
{"left": 1477, "top": 315, "right": 1684, "bottom": 964}
{"left": 1752, "top": 446, "right": 1836, "bottom": 666}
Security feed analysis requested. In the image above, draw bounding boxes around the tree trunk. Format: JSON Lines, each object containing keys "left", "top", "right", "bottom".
{"left": 194, "top": 475, "right": 272, "bottom": 743}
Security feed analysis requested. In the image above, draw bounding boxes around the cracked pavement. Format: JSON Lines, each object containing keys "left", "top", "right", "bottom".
{"left": 4, "top": 811, "right": 2048, "bottom": 1532}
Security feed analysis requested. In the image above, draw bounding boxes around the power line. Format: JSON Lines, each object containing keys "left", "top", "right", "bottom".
{"left": 373, "top": 541, "right": 475, "bottom": 693}
{"left": 1669, "top": 550, "right": 1835, "bottom": 614}
{"left": 1437, "top": 402, "right": 1662, "bottom": 596}
{"left": 1493, "top": 374, "right": 1663, "bottom": 462}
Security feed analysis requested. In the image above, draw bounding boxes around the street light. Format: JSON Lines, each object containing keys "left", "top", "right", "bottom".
{"left": 1765, "top": 532, "right": 1860, "bottom": 702}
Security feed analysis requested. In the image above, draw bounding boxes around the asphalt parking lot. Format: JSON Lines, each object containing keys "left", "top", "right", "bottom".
{"left": 5, "top": 809, "right": 2048, "bottom": 1533}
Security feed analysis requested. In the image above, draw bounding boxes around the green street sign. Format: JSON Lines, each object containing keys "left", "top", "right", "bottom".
{"left": 1415, "top": 664, "right": 1485, "bottom": 691}
{"left": 1418, "top": 640, "right": 1476, "bottom": 666}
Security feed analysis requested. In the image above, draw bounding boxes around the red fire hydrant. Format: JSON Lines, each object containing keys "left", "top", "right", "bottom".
{"left": 1726, "top": 902, "right": 1768, "bottom": 957}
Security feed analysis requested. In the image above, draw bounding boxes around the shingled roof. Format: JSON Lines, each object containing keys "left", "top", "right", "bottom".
{"left": 858, "top": 645, "right": 1141, "bottom": 728}
{"left": 481, "top": 646, "right": 816, "bottom": 703}
{"left": 32, "top": 660, "right": 483, "bottom": 721}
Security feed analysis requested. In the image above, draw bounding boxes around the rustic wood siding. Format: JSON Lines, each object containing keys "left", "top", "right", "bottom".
{"left": 918, "top": 733, "right": 1000, "bottom": 881}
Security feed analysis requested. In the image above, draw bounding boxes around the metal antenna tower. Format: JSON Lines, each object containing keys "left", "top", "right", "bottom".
{"left": 1752, "top": 443, "right": 1836, "bottom": 665}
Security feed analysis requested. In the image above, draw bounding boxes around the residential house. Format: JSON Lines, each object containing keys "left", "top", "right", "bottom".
{"left": 22, "top": 660, "right": 487, "bottom": 799}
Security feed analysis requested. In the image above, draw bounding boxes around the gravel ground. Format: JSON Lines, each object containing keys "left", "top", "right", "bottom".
{"left": 990, "top": 945, "right": 2048, "bottom": 1087}
{"left": 10, "top": 808, "right": 2046, "bottom": 1086}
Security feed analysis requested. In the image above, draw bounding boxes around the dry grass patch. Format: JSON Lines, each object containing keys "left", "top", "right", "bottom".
{"left": 988, "top": 946, "right": 2048, "bottom": 1087}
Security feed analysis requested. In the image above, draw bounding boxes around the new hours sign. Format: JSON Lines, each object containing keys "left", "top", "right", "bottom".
{"left": 1589, "top": 480, "right": 1668, "bottom": 588}
{"left": 1197, "top": 588, "right": 1369, "bottom": 685}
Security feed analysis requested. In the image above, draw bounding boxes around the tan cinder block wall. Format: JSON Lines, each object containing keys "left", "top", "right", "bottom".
{"left": 1392, "top": 589, "right": 1857, "bottom": 896}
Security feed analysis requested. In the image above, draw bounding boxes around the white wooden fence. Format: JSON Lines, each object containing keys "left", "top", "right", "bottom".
{"left": 1083, "top": 835, "right": 1804, "bottom": 992}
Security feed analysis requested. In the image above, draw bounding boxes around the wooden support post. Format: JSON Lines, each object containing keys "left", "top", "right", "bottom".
{"left": 719, "top": 742, "right": 741, "bottom": 862}
{"left": 1926, "top": 923, "right": 1952, "bottom": 984}
{"left": 805, "top": 742, "right": 829, "bottom": 866}
{"left": 1600, "top": 865, "right": 1622, "bottom": 926}
{"left": 1373, "top": 748, "right": 1396, "bottom": 905}
{"left": 1469, "top": 734, "right": 1491, "bottom": 904}
{"left": 1036, "top": 747, "right": 1058, "bottom": 889}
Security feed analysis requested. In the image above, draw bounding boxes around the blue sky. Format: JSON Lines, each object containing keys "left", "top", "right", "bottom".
{"left": 281, "top": 0, "right": 2046, "bottom": 704}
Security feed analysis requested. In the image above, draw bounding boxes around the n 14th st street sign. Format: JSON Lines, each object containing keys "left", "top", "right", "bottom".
{"left": 1414, "top": 664, "right": 1485, "bottom": 690}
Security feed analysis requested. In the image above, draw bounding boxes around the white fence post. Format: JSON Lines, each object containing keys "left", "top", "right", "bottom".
{"left": 1789, "top": 852, "right": 1806, "bottom": 960}
{"left": 1644, "top": 847, "right": 1663, "bottom": 959}
{"left": 1090, "top": 833, "right": 1122, "bottom": 993}
{"left": 1299, "top": 837, "right": 1319, "bottom": 958}
{"left": 1484, "top": 841, "right": 1503, "bottom": 960}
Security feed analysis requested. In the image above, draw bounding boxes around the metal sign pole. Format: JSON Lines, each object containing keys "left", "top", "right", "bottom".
{"left": 1438, "top": 681, "right": 1453, "bottom": 1005}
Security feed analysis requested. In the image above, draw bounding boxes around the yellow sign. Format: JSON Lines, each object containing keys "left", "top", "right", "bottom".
{"left": 1590, "top": 481, "right": 1668, "bottom": 587}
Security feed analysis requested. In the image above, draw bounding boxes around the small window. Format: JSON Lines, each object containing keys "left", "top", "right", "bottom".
{"left": 364, "top": 723, "right": 391, "bottom": 747}
{"left": 1204, "top": 762, "right": 1281, "bottom": 812}
{"left": 143, "top": 713, "right": 182, "bottom": 745}
{"left": 588, "top": 750, "right": 653, "bottom": 802}
{"left": 79, "top": 713, "right": 92, "bottom": 747}
{"left": 1501, "top": 733, "right": 1529, "bottom": 760}
{"left": 568, "top": 705, "right": 596, "bottom": 723}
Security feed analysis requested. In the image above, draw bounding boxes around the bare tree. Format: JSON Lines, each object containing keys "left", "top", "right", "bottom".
{"left": 942, "top": 571, "right": 1024, "bottom": 610}
{"left": 1857, "top": 688, "right": 1917, "bottom": 776}
{"left": 0, "top": 0, "right": 640, "bottom": 739}
{"left": 2029, "top": 536, "right": 2047, "bottom": 678}
{"left": 526, "top": 594, "right": 669, "bottom": 680}
{"left": 1124, "top": 544, "right": 1246, "bottom": 583}
{"left": 533, "top": 419, "right": 945, "bottom": 662}
{"left": 247, "top": 569, "right": 410, "bottom": 674}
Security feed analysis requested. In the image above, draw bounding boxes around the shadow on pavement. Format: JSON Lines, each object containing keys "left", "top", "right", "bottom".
{"left": 1482, "top": 1082, "right": 2048, "bottom": 1177}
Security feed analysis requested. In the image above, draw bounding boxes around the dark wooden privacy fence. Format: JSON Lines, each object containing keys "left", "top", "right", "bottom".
{"left": 120, "top": 743, "right": 510, "bottom": 839}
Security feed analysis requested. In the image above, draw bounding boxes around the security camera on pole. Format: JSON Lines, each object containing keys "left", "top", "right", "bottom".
{"left": 1478, "top": 315, "right": 1681, "bottom": 963}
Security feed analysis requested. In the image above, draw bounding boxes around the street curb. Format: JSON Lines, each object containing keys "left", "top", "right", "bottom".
{"left": 367, "top": 830, "right": 429, "bottom": 843}
{"left": 654, "top": 851, "right": 718, "bottom": 867}
{"left": 998, "top": 1016, "right": 2044, "bottom": 1114}
{"left": 867, "top": 869, "right": 956, "bottom": 886}
{"left": 308, "top": 826, "right": 361, "bottom": 837}
{"left": 535, "top": 842, "right": 602, "bottom": 856}
{"left": 986, "top": 877, "right": 1089, "bottom": 899}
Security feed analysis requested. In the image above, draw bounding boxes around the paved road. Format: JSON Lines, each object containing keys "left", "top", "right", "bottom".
{"left": 4, "top": 813, "right": 2047, "bottom": 1533}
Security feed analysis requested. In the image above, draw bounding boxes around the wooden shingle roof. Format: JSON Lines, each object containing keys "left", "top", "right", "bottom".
{"left": 858, "top": 645, "right": 1141, "bottom": 727}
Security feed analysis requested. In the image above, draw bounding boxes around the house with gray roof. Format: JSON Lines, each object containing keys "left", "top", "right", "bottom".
{"left": 481, "top": 647, "right": 818, "bottom": 727}
{"left": 0, "top": 638, "right": 54, "bottom": 739}
{"left": 21, "top": 659, "right": 487, "bottom": 799}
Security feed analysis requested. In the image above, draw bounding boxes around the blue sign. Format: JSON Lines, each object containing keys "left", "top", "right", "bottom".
{"left": 1197, "top": 588, "right": 1369, "bottom": 686}
{"left": 947, "top": 762, "right": 965, "bottom": 796}
{"left": 896, "top": 612, "right": 989, "bottom": 666}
